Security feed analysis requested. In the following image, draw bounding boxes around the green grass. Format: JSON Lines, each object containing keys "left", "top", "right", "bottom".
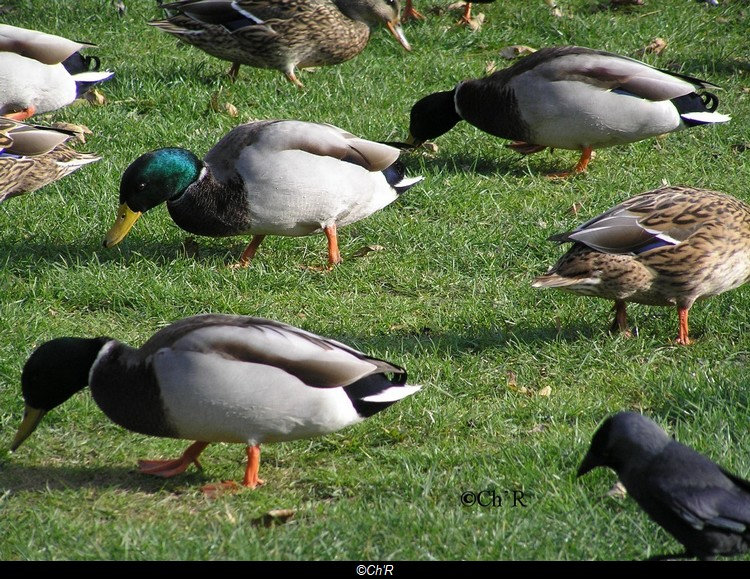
{"left": 2, "top": 0, "right": 750, "bottom": 561}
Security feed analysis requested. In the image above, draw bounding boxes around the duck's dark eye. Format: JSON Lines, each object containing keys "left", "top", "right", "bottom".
{"left": 137, "top": 182, "right": 146, "bottom": 191}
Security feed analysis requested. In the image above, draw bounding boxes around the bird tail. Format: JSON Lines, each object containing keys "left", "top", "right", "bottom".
{"left": 344, "top": 373, "right": 421, "bottom": 418}
{"left": 382, "top": 161, "right": 423, "bottom": 195}
{"left": 673, "top": 92, "right": 730, "bottom": 126}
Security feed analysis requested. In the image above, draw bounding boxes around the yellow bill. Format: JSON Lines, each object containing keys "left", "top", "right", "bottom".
{"left": 104, "top": 203, "right": 142, "bottom": 248}
{"left": 10, "top": 406, "right": 46, "bottom": 452}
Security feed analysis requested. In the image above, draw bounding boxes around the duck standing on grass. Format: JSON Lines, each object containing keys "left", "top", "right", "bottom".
{"left": 10, "top": 314, "right": 422, "bottom": 493}
{"left": 103, "top": 119, "right": 422, "bottom": 268}
{"left": 0, "top": 24, "right": 113, "bottom": 120}
{"left": 150, "top": 0, "right": 411, "bottom": 86}
{"left": 532, "top": 186, "right": 750, "bottom": 344}
{"left": 406, "top": 46, "right": 729, "bottom": 177}
{"left": 0, "top": 119, "right": 100, "bottom": 202}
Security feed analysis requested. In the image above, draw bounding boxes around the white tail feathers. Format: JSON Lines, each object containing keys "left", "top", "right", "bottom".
{"left": 361, "top": 384, "right": 422, "bottom": 403}
{"left": 681, "top": 111, "right": 731, "bottom": 124}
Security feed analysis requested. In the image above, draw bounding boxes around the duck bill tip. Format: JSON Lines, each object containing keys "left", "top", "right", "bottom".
{"left": 10, "top": 406, "right": 47, "bottom": 452}
{"left": 104, "top": 203, "right": 142, "bottom": 248}
{"left": 387, "top": 20, "right": 411, "bottom": 52}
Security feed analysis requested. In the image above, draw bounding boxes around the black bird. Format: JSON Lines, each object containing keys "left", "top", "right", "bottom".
{"left": 578, "top": 412, "right": 750, "bottom": 560}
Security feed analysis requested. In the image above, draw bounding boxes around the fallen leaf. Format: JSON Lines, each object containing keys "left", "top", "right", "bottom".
{"left": 224, "top": 102, "right": 239, "bottom": 117}
{"left": 460, "top": 11, "right": 485, "bottom": 31}
{"left": 352, "top": 244, "right": 385, "bottom": 257}
{"left": 500, "top": 45, "right": 537, "bottom": 60}
{"left": 569, "top": 202, "right": 584, "bottom": 215}
{"left": 636, "top": 37, "right": 667, "bottom": 56}
{"left": 538, "top": 386, "right": 552, "bottom": 397}
{"left": 527, "top": 424, "right": 547, "bottom": 434}
{"left": 84, "top": 88, "right": 107, "bottom": 106}
{"left": 506, "top": 370, "right": 517, "bottom": 388}
{"left": 485, "top": 60, "right": 497, "bottom": 75}
{"left": 545, "top": 0, "right": 562, "bottom": 17}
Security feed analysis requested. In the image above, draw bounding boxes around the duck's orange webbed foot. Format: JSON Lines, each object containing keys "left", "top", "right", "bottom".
{"left": 138, "top": 441, "right": 209, "bottom": 478}
{"left": 402, "top": 0, "right": 425, "bottom": 21}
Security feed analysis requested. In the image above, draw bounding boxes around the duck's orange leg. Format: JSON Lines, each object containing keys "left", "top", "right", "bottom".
{"left": 200, "top": 445, "right": 265, "bottom": 496}
{"left": 138, "top": 441, "right": 209, "bottom": 477}
{"left": 324, "top": 224, "right": 342, "bottom": 267}
{"left": 242, "top": 445, "right": 265, "bottom": 488}
{"left": 458, "top": 2, "right": 473, "bottom": 25}
{"left": 547, "top": 146, "right": 594, "bottom": 179}
{"left": 234, "top": 234, "right": 266, "bottom": 268}
{"left": 402, "top": 0, "right": 425, "bottom": 21}
{"left": 284, "top": 70, "right": 305, "bottom": 88}
{"left": 676, "top": 307, "right": 691, "bottom": 345}
{"left": 3, "top": 106, "right": 36, "bottom": 122}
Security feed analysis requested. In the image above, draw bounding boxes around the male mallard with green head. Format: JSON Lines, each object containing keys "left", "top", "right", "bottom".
{"left": 104, "top": 119, "right": 422, "bottom": 268}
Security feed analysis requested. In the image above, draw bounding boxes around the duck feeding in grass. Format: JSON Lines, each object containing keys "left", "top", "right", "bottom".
{"left": 0, "top": 119, "right": 100, "bottom": 202}
{"left": 103, "top": 119, "right": 422, "bottom": 268}
{"left": 11, "top": 314, "right": 422, "bottom": 493}
{"left": 406, "top": 46, "right": 729, "bottom": 177}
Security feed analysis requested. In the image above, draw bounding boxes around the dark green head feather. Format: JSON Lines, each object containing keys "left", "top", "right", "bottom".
{"left": 119, "top": 148, "right": 203, "bottom": 213}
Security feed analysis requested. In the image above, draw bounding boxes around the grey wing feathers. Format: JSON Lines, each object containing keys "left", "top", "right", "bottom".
{"left": 140, "top": 314, "right": 404, "bottom": 388}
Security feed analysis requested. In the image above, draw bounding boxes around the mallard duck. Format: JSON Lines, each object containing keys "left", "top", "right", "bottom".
{"left": 0, "top": 24, "right": 114, "bottom": 120}
{"left": 0, "top": 119, "right": 100, "bottom": 202}
{"left": 104, "top": 120, "right": 421, "bottom": 268}
{"left": 150, "top": 0, "right": 411, "bottom": 86}
{"left": 11, "top": 313, "right": 421, "bottom": 491}
{"left": 532, "top": 186, "right": 750, "bottom": 344}
{"left": 407, "top": 46, "right": 729, "bottom": 176}
{"left": 579, "top": 412, "right": 750, "bottom": 560}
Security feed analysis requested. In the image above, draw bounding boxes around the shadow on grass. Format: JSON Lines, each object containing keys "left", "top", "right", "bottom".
{"left": 334, "top": 323, "right": 607, "bottom": 360}
{"left": 0, "top": 462, "right": 209, "bottom": 494}
{"left": 402, "top": 147, "right": 598, "bottom": 179}
{"left": 0, "top": 235, "right": 248, "bottom": 272}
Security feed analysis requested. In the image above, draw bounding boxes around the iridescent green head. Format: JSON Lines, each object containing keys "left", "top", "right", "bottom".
{"left": 104, "top": 148, "right": 202, "bottom": 248}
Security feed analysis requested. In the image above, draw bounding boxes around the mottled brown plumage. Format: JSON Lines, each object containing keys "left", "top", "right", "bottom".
{"left": 0, "top": 119, "right": 100, "bottom": 202}
{"left": 533, "top": 186, "right": 750, "bottom": 343}
{"left": 151, "top": 0, "right": 410, "bottom": 86}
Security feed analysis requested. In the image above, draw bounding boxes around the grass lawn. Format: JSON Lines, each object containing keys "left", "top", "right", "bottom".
{"left": 1, "top": 0, "right": 750, "bottom": 561}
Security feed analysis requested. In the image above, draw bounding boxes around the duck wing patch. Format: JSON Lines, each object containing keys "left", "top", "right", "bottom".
{"left": 147, "top": 314, "right": 404, "bottom": 388}
{"left": 548, "top": 51, "right": 705, "bottom": 101}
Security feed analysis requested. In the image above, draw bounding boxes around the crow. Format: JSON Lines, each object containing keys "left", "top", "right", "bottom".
{"left": 578, "top": 411, "right": 750, "bottom": 560}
